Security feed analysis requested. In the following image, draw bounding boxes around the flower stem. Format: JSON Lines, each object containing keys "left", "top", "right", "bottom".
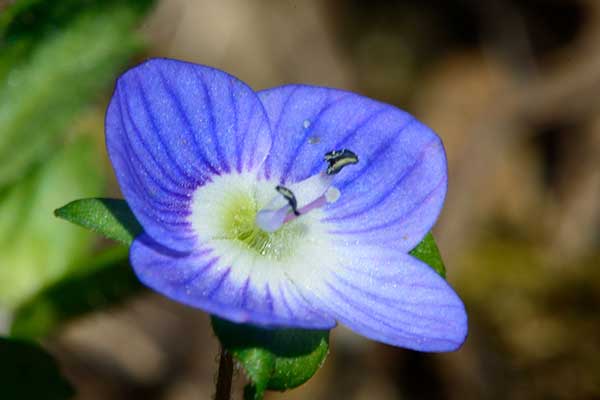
{"left": 215, "top": 347, "right": 233, "bottom": 400}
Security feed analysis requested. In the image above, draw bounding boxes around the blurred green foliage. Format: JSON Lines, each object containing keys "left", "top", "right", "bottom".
{"left": 0, "top": 0, "right": 153, "bottom": 189}
{"left": 455, "top": 238, "right": 600, "bottom": 398}
{"left": 0, "top": 0, "right": 155, "bottom": 313}
{"left": 0, "top": 139, "right": 103, "bottom": 308}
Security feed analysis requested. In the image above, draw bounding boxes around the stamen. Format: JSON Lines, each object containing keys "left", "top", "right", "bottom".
{"left": 256, "top": 149, "right": 359, "bottom": 233}
{"left": 324, "top": 149, "right": 359, "bottom": 175}
{"left": 276, "top": 185, "right": 300, "bottom": 216}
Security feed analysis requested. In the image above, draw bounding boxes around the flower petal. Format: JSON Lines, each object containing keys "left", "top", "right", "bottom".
{"left": 301, "top": 244, "right": 467, "bottom": 351}
{"left": 258, "top": 85, "right": 446, "bottom": 251}
{"left": 130, "top": 233, "right": 336, "bottom": 329}
{"left": 106, "top": 58, "right": 272, "bottom": 251}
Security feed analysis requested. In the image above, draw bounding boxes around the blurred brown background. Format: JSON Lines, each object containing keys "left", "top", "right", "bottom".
{"left": 46, "top": 0, "right": 600, "bottom": 399}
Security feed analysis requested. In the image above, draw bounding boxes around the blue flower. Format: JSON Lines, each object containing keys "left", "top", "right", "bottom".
{"left": 106, "top": 58, "right": 467, "bottom": 352}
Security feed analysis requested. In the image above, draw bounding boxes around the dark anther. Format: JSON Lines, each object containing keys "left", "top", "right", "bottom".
{"left": 276, "top": 185, "right": 300, "bottom": 216}
{"left": 324, "top": 149, "right": 359, "bottom": 175}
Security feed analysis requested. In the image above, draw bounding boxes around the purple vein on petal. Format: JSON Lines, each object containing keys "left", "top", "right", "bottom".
{"left": 118, "top": 90, "right": 195, "bottom": 198}
{"left": 133, "top": 73, "right": 209, "bottom": 183}
{"left": 328, "top": 272, "right": 462, "bottom": 328}
{"left": 328, "top": 178, "right": 445, "bottom": 235}
{"left": 117, "top": 78, "right": 191, "bottom": 187}
{"left": 123, "top": 78, "right": 198, "bottom": 188}
{"left": 239, "top": 277, "right": 251, "bottom": 308}
{"left": 263, "top": 86, "right": 302, "bottom": 179}
{"left": 332, "top": 106, "right": 392, "bottom": 149}
{"left": 325, "top": 123, "right": 406, "bottom": 196}
{"left": 111, "top": 151, "right": 190, "bottom": 219}
{"left": 117, "top": 99, "right": 195, "bottom": 212}
{"left": 153, "top": 68, "right": 222, "bottom": 177}
{"left": 278, "top": 284, "right": 296, "bottom": 319}
{"left": 244, "top": 101, "right": 262, "bottom": 172}
{"left": 304, "top": 105, "right": 392, "bottom": 177}
{"left": 280, "top": 93, "right": 353, "bottom": 182}
{"left": 324, "top": 281, "right": 460, "bottom": 344}
{"left": 228, "top": 78, "right": 242, "bottom": 173}
{"left": 112, "top": 128, "right": 187, "bottom": 208}
{"left": 119, "top": 92, "right": 192, "bottom": 191}
{"left": 110, "top": 145, "right": 193, "bottom": 224}
{"left": 196, "top": 71, "right": 230, "bottom": 174}
{"left": 324, "top": 282, "right": 428, "bottom": 340}
{"left": 337, "top": 264, "right": 457, "bottom": 294}
{"left": 205, "top": 267, "right": 232, "bottom": 299}
{"left": 284, "top": 276, "right": 333, "bottom": 321}
{"left": 328, "top": 266, "right": 465, "bottom": 309}
{"left": 181, "top": 256, "right": 219, "bottom": 287}
{"left": 140, "top": 68, "right": 213, "bottom": 179}
{"left": 265, "top": 284, "right": 274, "bottom": 313}
{"left": 328, "top": 137, "right": 438, "bottom": 220}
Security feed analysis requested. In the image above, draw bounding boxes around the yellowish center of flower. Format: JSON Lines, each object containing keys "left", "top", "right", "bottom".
{"left": 190, "top": 173, "right": 318, "bottom": 263}
{"left": 220, "top": 190, "right": 307, "bottom": 261}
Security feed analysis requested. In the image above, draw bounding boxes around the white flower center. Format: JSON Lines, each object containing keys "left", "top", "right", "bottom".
{"left": 189, "top": 172, "right": 332, "bottom": 262}
{"left": 188, "top": 149, "right": 358, "bottom": 291}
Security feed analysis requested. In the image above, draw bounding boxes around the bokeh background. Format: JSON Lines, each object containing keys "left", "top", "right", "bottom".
{"left": 1, "top": 0, "right": 599, "bottom": 399}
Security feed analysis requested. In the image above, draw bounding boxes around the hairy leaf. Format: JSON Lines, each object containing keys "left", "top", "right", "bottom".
{"left": 55, "top": 198, "right": 142, "bottom": 246}
{"left": 410, "top": 232, "right": 446, "bottom": 278}
{"left": 212, "top": 317, "right": 329, "bottom": 398}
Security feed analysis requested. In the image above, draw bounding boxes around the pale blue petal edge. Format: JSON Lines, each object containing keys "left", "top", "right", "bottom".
{"left": 308, "top": 244, "right": 467, "bottom": 351}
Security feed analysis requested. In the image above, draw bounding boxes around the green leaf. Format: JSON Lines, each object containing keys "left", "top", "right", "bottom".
{"left": 0, "top": 138, "right": 104, "bottom": 308}
{"left": 0, "top": 0, "right": 155, "bottom": 189}
{"left": 211, "top": 317, "right": 329, "bottom": 398}
{"left": 409, "top": 232, "right": 446, "bottom": 278}
{"left": 55, "top": 198, "right": 142, "bottom": 246}
{"left": 239, "top": 348, "right": 275, "bottom": 399}
{"left": 0, "top": 337, "right": 74, "bottom": 399}
{"left": 11, "top": 246, "right": 143, "bottom": 339}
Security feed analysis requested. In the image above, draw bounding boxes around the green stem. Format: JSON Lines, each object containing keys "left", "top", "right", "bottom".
{"left": 215, "top": 348, "right": 233, "bottom": 400}
{"left": 243, "top": 383, "right": 264, "bottom": 400}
